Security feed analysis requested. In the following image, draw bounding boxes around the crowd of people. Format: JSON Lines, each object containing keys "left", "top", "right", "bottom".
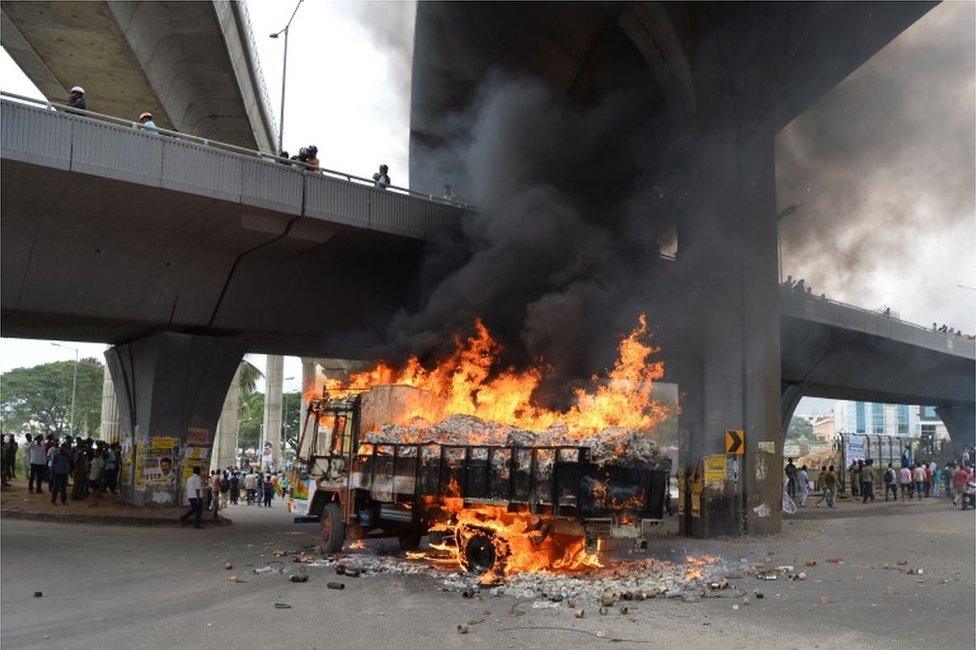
{"left": 785, "top": 446, "right": 976, "bottom": 509}
{"left": 0, "top": 433, "right": 121, "bottom": 505}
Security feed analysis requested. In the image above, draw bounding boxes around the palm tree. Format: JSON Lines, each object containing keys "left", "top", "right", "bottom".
{"left": 238, "top": 359, "right": 263, "bottom": 397}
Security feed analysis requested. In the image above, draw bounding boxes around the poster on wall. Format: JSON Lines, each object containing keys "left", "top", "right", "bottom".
{"left": 120, "top": 440, "right": 133, "bottom": 486}
{"left": 186, "top": 427, "right": 210, "bottom": 446}
{"left": 181, "top": 445, "right": 211, "bottom": 486}
{"left": 844, "top": 436, "right": 867, "bottom": 462}
{"left": 134, "top": 444, "right": 144, "bottom": 489}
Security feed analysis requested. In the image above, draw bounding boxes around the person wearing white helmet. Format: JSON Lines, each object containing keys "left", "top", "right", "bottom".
{"left": 138, "top": 111, "right": 158, "bottom": 135}
{"left": 67, "top": 86, "right": 85, "bottom": 111}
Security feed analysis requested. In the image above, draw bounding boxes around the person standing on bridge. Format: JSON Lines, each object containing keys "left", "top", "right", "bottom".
{"left": 180, "top": 466, "right": 204, "bottom": 529}
{"left": 304, "top": 145, "right": 319, "bottom": 170}
{"left": 785, "top": 458, "right": 797, "bottom": 500}
{"left": 138, "top": 112, "right": 158, "bottom": 135}
{"left": 373, "top": 164, "right": 391, "bottom": 188}
{"left": 67, "top": 86, "right": 85, "bottom": 112}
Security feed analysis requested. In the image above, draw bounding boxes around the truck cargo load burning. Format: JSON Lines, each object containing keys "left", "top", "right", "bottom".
{"left": 292, "top": 316, "right": 673, "bottom": 582}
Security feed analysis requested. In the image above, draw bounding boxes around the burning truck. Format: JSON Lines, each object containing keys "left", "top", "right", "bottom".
{"left": 288, "top": 317, "right": 673, "bottom": 579}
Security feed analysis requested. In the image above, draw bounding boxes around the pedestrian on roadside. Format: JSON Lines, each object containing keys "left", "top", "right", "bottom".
{"left": 244, "top": 471, "right": 257, "bottom": 505}
{"left": 6, "top": 434, "right": 19, "bottom": 480}
{"left": 229, "top": 471, "right": 241, "bottom": 505}
{"left": 372, "top": 164, "right": 391, "bottom": 188}
{"left": 884, "top": 463, "right": 899, "bottom": 501}
{"left": 0, "top": 439, "right": 10, "bottom": 487}
{"left": 785, "top": 458, "right": 797, "bottom": 499}
{"left": 71, "top": 443, "right": 89, "bottom": 500}
{"left": 23, "top": 433, "right": 33, "bottom": 480}
{"left": 951, "top": 464, "right": 969, "bottom": 506}
{"left": 848, "top": 462, "right": 860, "bottom": 498}
{"left": 821, "top": 465, "right": 837, "bottom": 507}
{"left": 913, "top": 463, "right": 926, "bottom": 500}
{"left": 219, "top": 472, "right": 231, "bottom": 509}
{"left": 88, "top": 447, "right": 106, "bottom": 506}
{"left": 815, "top": 465, "right": 826, "bottom": 493}
{"left": 900, "top": 464, "right": 914, "bottom": 500}
{"left": 103, "top": 444, "right": 118, "bottom": 494}
{"left": 861, "top": 460, "right": 875, "bottom": 503}
{"left": 179, "top": 466, "right": 204, "bottom": 529}
{"left": 210, "top": 471, "right": 222, "bottom": 517}
{"left": 27, "top": 434, "right": 47, "bottom": 494}
{"left": 923, "top": 462, "right": 933, "bottom": 498}
{"left": 943, "top": 463, "right": 954, "bottom": 500}
{"left": 49, "top": 442, "right": 72, "bottom": 505}
{"left": 255, "top": 472, "right": 265, "bottom": 506}
{"left": 263, "top": 474, "right": 275, "bottom": 507}
{"left": 798, "top": 465, "right": 810, "bottom": 507}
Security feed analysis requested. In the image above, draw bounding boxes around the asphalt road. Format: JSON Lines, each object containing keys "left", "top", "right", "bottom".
{"left": 1, "top": 497, "right": 973, "bottom": 649}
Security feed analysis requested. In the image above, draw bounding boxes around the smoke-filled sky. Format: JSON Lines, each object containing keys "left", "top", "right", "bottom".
{"left": 777, "top": 1, "right": 975, "bottom": 333}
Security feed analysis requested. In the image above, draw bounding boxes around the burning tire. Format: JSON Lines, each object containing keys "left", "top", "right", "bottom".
{"left": 320, "top": 502, "right": 346, "bottom": 554}
{"left": 457, "top": 526, "right": 509, "bottom": 575}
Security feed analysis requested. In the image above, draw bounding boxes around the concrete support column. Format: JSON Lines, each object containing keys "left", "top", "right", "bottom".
{"left": 105, "top": 332, "right": 244, "bottom": 507}
{"left": 99, "top": 364, "right": 121, "bottom": 443}
{"left": 676, "top": 9, "right": 788, "bottom": 537}
{"left": 936, "top": 404, "right": 976, "bottom": 459}
{"left": 212, "top": 365, "right": 242, "bottom": 471}
{"left": 262, "top": 354, "right": 284, "bottom": 469}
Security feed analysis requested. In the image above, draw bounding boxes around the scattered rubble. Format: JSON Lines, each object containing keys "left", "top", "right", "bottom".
{"left": 327, "top": 582, "right": 345, "bottom": 590}
{"left": 274, "top": 603, "right": 292, "bottom": 609}
{"left": 289, "top": 574, "right": 309, "bottom": 583}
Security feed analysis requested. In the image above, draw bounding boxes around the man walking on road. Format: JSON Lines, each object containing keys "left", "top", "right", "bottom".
{"left": 861, "top": 460, "right": 875, "bottom": 503}
{"left": 180, "top": 466, "right": 204, "bottom": 529}
{"left": 913, "top": 464, "right": 926, "bottom": 500}
{"left": 798, "top": 465, "right": 810, "bottom": 506}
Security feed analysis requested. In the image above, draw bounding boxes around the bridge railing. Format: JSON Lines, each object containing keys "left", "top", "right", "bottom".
{"left": 0, "top": 91, "right": 471, "bottom": 209}
{"left": 780, "top": 288, "right": 975, "bottom": 357}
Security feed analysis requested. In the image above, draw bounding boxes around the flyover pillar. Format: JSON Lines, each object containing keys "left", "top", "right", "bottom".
{"left": 105, "top": 332, "right": 244, "bottom": 507}
{"left": 212, "top": 365, "right": 242, "bottom": 471}
{"left": 262, "top": 355, "right": 284, "bottom": 469}
{"left": 99, "top": 364, "right": 121, "bottom": 444}
{"left": 676, "top": 16, "right": 787, "bottom": 537}
{"left": 936, "top": 405, "right": 976, "bottom": 459}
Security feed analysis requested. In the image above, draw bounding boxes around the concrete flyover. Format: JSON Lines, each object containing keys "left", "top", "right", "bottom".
{"left": 1, "top": 0, "right": 277, "bottom": 151}
{"left": 0, "top": 95, "right": 472, "bottom": 507}
{"left": 410, "top": 2, "right": 943, "bottom": 537}
{"left": 780, "top": 290, "right": 976, "bottom": 452}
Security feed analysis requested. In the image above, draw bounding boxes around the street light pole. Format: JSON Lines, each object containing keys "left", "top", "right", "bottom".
{"left": 51, "top": 343, "right": 79, "bottom": 437}
{"left": 271, "top": 0, "right": 303, "bottom": 154}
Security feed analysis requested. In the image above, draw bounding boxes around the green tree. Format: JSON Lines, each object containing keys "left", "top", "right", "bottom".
{"left": 238, "top": 391, "right": 264, "bottom": 450}
{"left": 787, "top": 416, "right": 815, "bottom": 442}
{"left": 1, "top": 358, "right": 105, "bottom": 438}
{"left": 238, "top": 359, "right": 263, "bottom": 396}
{"left": 283, "top": 391, "right": 302, "bottom": 450}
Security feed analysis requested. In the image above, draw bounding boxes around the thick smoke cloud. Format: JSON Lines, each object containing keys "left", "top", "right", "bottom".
{"left": 777, "top": 1, "right": 975, "bottom": 331}
{"left": 384, "top": 76, "right": 677, "bottom": 382}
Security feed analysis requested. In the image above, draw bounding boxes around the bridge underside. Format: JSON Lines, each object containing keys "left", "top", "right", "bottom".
{"left": 0, "top": 158, "right": 425, "bottom": 357}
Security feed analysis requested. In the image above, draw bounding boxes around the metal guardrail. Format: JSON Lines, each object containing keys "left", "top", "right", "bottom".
{"left": 0, "top": 91, "right": 471, "bottom": 209}
{"left": 780, "top": 287, "right": 975, "bottom": 357}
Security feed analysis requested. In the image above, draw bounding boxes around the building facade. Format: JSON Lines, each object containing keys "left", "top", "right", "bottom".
{"left": 833, "top": 401, "right": 920, "bottom": 438}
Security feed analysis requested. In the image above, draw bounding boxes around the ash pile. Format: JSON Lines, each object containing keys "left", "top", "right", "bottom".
{"left": 364, "top": 414, "right": 670, "bottom": 471}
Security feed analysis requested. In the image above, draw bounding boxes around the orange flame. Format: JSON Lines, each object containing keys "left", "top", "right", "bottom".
{"left": 321, "top": 315, "right": 668, "bottom": 438}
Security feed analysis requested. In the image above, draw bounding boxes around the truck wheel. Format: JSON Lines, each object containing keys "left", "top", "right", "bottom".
{"left": 320, "top": 502, "right": 346, "bottom": 554}
{"left": 462, "top": 532, "right": 500, "bottom": 574}
{"left": 398, "top": 530, "right": 423, "bottom": 551}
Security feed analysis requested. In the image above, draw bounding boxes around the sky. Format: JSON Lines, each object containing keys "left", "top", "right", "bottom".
{"left": 0, "top": 2, "right": 971, "bottom": 416}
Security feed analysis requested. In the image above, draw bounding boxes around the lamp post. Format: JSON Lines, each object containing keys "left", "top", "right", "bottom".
{"left": 270, "top": 0, "right": 303, "bottom": 154}
{"left": 51, "top": 343, "right": 79, "bottom": 437}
